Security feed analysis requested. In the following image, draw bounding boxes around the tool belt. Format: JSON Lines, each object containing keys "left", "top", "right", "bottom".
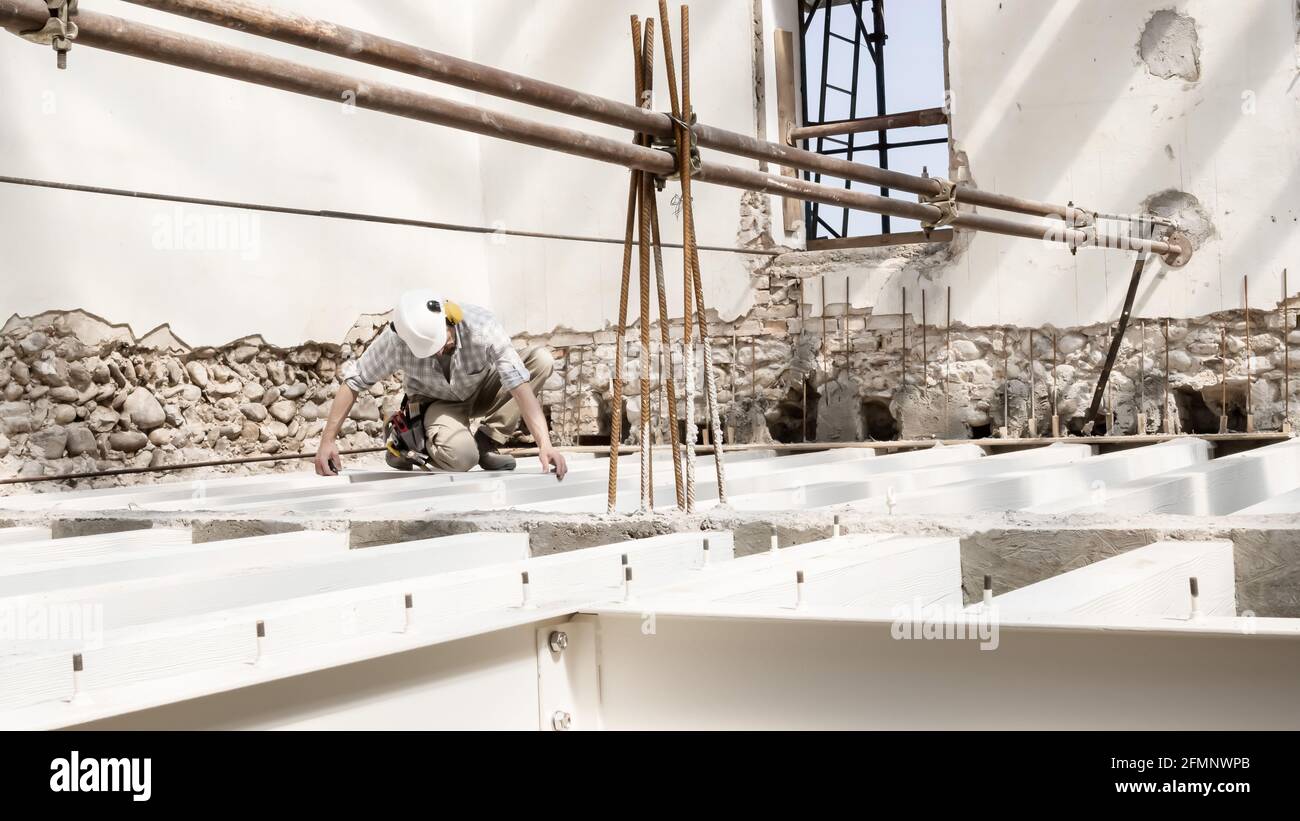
{"left": 384, "top": 395, "right": 435, "bottom": 471}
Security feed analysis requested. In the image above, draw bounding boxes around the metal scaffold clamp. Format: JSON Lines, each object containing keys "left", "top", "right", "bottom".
{"left": 652, "top": 111, "right": 701, "bottom": 189}
{"left": 1065, "top": 201, "right": 1097, "bottom": 256}
{"left": 19, "top": 0, "right": 78, "bottom": 69}
{"left": 919, "top": 170, "right": 958, "bottom": 235}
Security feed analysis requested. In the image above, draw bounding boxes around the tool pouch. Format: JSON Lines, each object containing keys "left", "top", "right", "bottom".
{"left": 385, "top": 395, "right": 427, "bottom": 457}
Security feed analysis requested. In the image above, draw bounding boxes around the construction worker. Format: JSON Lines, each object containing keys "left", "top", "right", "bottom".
{"left": 315, "top": 289, "right": 568, "bottom": 479}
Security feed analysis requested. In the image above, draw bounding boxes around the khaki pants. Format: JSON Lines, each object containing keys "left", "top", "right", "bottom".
{"left": 389, "top": 346, "right": 554, "bottom": 472}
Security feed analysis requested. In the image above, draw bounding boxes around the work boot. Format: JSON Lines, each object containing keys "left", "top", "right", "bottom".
{"left": 475, "top": 428, "right": 516, "bottom": 471}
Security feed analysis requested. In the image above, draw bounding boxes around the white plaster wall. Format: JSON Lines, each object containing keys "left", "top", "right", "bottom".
{"left": 0, "top": 0, "right": 766, "bottom": 344}
{"left": 0, "top": 1, "right": 488, "bottom": 346}
{"left": 881, "top": 0, "right": 1300, "bottom": 327}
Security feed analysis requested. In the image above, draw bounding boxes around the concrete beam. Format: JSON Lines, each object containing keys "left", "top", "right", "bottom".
{"left": 1031, "top": 439, "right": 1300, "bottom": 516}
{"left": 979, "top": 540, "right": 1235, "bottom": 620}
{"left": 877, "top": 438, "right": 1212, "bottom": 515}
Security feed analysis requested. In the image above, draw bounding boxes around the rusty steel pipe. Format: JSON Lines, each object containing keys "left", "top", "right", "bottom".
{"left": 0, "top": 0, "right": 1179, "bottom": 258}
{"left": 788, "top": 106, "right": 948, "bottom": 142}
{"left": 120, "top": 0, "right": 1099, "bottom": 224}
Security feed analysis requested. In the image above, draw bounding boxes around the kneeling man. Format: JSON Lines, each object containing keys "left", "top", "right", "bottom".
{"left": 315, "top": 290, "right": 567, "bottom": 479}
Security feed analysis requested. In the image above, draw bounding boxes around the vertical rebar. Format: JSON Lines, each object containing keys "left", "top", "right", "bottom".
{"left": 573, "top": 347, "right": 585, "bottom": 446}
{"left": 800, "top": 297, "right": 807, "bottom": 441}
{"left": 1027, "top": 329, "right": 1035, "bottom": 435}
{"left": 1138, "top": 320, "right": 1146, "bottom": 430}
{"left": 820, "top": 276, "right": 828, "bottom": 360}
{"left": 677, "top": 6, "right": 727, "bottom": 502}
{"left": 1052, "top": 331, "right": 1059, "bottom": 419}
{"left": 636, "top": 19, "right": 655, "bottom": 511}
{"left": 648, "top": 185, "right": 684, "bottom": 506}
{"left": 922, "top": 290, "right": 928, "bottom": 389}
{"left": 1220, "top": 325, "right": 1229, "bottom": 433}
{"left": 607, "top": 16, "right": 643, "bottom": 513}
{"left": 751, "top": 337, "right": 757, "bottom": 399}
{"left": 901, "top": 286, "right": 907, "bottom": 387}
{"left": 843, "top": 276, "right": 850, "bottom": 373}
{"left": 1244, "top": 275, "right": 1254, "bottom": 431}
{"left": 1002, "top": 327, "right": 1010, "bottom": 436}
{"left": 944, "top": 286, "right": 951, "bottom": 425}
{"left": 1285, "top": 269, "right": 1292, "bottom": 432}
{"left": 1170, "top": 316, "right": 1180, "bottom": 436}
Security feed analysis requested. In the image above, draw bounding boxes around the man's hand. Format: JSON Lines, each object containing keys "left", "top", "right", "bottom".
{"left": 538, "top": 446, "right": 568, "bottom": 480}
{"left": 315, "top": 438, "right": 342, "bottom": 476}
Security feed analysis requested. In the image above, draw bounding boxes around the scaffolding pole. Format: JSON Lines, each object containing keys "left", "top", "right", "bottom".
{"left": 108, "top": 0, "right": 1192, "bottom": 254}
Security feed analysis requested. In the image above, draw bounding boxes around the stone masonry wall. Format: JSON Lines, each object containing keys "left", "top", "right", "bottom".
{"left": 4, "top": 249, "right": 1299, "bottom": 490}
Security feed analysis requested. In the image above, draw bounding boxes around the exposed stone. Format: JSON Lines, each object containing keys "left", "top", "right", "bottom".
{"left": 266, "top": 360, "right": 287, "bottom": 385}
{"left": 1057, "top": 333, "right": 1088, "bottom": 354}
{"left": 67, "top": 364, "right": 92, "bottom": 389}
{"left": 165, "top": 358, "right": 184, "bottom": 385}
{"left": 281, "top": 382, "right": 307, "bottom": 400}
{"left": 350, "top": 397, "right": 381, "bottom": 422}
{"left": 243, "top": 381, "right": 265, "bottom": 401}
{"left": 289, "top": 344, "right": 321, "bottom": 365}
{"left": 950, "top": 339, "right": 981, "bottom": 361}
{"left": 88, "top": 406, "right": 120, "bottom": 433}
{"left": 32, "top": 358, "right": 69, "bottom": 387}
{"left": 108, "top": 431, "right": 148, "bottom": 453}
{"left": 148, "top": 428, "right": 173, "bottom": 447}
{"left": 208, "top": 380, "right": 243, "bottom": 397}
{"left": 0, "top": 432, "right": 8, "bottom": 458}
{"left": 268, "top": 400, "right": 296, "bottom": 424}
{"left": 239, "top": 402, "right": 268, "bottom": 422}
{"left": 185, "top": 360, "right": 210, "bottom": 387}
{"left": 19, "top": 331, "right": 49, "bottom": 356}
{"left": 125, "top": 387, "right": 166, "bottom": 430}
{"left": 51, "top": 404, "right": 77, "bottom": 425}
{"left": 65, "top": 425, "right": 97, "bottom": 457}
{"left": 28, "top": 425, "right": 67, "bottom": 459}
{"left": 9, "top": 360, "right": 29, "bottom": 385}
{"left": 230, "top": 344, "right": 259, "bottom": 363}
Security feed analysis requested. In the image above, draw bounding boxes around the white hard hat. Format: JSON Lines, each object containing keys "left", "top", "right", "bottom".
{"left": 393, "top": 289, "right": 450, "bottom": 358}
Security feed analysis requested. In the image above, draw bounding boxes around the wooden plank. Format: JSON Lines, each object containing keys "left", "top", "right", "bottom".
{"left": 981, "top": 541, "right": 1235, "bottom": 620}
{"left": 773, "top": 27, "right": 802, "bottom": 233}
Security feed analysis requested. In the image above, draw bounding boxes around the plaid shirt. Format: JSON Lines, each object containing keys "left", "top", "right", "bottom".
{"left": 341, "top": 303, "right": 529, "bottom": 401}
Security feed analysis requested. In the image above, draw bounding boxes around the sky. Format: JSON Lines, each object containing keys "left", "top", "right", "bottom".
{"left": 800, "top": 0, "right": 947, "bottom": 237}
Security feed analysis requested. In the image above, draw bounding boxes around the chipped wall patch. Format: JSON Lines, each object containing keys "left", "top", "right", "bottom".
{"left": 1139, "top": 9, "right": 1201, "bottom": 82}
